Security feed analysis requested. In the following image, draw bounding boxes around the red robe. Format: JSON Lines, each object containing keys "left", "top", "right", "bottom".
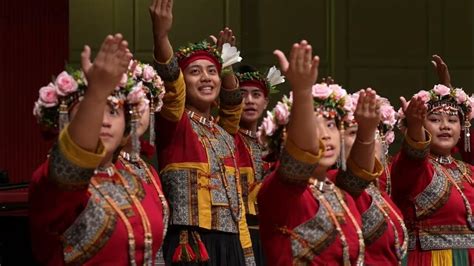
{"left": 258, "top": 141, "right": 363, "bottom": 265}
{"left": 29, "top": 129, "right": 166, "bottom": 265}
{"left": 391, "top": 134, "right": 474, "bottom": 265}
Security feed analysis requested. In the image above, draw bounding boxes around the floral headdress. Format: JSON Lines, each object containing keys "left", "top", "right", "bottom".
{"left": 126, "top": 60, "right": 166, "bottom": 153}
{"left": 258, "top": 83, "right": 352, "bottom": 168}
{"left": 398, "top": 84, "right": 474, "bottom": 152}
{"left": 175, "top": 40, "right": 242, "bottom": 73}
{"left": 236, "top": 66, "right": 285, "bottom": 96}
{"left": 33, "top": 68, "right": 129, "bottom": 134}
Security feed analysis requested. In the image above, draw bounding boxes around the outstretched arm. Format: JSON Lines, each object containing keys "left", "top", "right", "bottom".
{"left": 275, "top": 41, "right": 320, "bottom": 155}
{"left": 68, "top": 34, "right": 132, "bottom": 152}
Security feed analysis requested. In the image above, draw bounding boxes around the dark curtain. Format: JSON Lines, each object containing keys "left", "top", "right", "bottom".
{"left": 0, "top": 0, "right": 69, "bottom": 184}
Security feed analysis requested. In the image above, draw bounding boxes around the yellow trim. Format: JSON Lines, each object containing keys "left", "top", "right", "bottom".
{"left": 238, "top": 197, "right": 253, "bottom": 250}
{"left": 240, "top": 167, "right": 257, "bottom": 215}
{"left": 161, "top": 162, "right": 210, "bottom": 173}
{"left": 197, "top": 172, "right": 212, "bottom": 230}
{"left": 431, "top": 249, "right": 452, "bottom": 266}
{"left": 218, "top": 101, "right": 243, "bottom": 135}
{"left": 346, "top": 157, "right": 384, "bottom": 182}
{"left": 405, "top": 129, "right": 431, "bottom": 150}
{"left": 285, "top": 139, "right": 324, "bottom": 165}
{"left": 160, "top": 72, "right": 185, "bottom": 122}
{"left": 59, "top": 126, "right": 105, "bottom": 169}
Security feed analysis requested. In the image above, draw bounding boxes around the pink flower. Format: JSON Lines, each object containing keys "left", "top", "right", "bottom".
{"left": 119, "top": 73, "right": 128, "bottom": 87}
{"left": 380, "top": 104, "right": 397, "bottom": 127}
{"left": 454, "top": 88, "right": 468, "bottom": 104}
{"left": 39, "top": 83, "right": 58, "bottom": 107}
{"left": 330, "top": 85, "right": 347, "bottom": 100}
{"left": 414, "top": 90, "right": 431, "bottom": 103}
{"left": 342, "top": 95, "right": 353, "bottom": 112}
{"left": 153, "top": 75, "right": 164, "bottom": 89}
{"left": 127, "top": 82, "right": 145, "bottom": 104}
{"left": 385, "top": 130, "right": 395, "bottom": 145}
{"left": 312, "top": 84, "right": 332, "bottom": 99}
{"left": 261, "top": 111, "right": 276, "bottom": 136}
{"left": 55, "top": 71, "right": 78, "bottom": 96}
{"left": 133, "top": 64, "right": 143, "bottom": 78}
{"left": 142, "top": 65, "right": 156, "bottom": 82}
{"left": 432, "top": 84, "right": 450, "bottom": 97}
{"left": 155, "top": 99, "right": 164, "bottom": 112}
{"left": 274, "top": 102, "right": 290, "bottom": 125}
{"left": 469, "top": 96, "right": 474, "bottom": 120}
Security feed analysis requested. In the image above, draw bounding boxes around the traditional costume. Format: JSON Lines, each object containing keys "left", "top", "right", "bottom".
{"left": 153, "top": 41, "right": 255, "bottom": 265}
{"left": 29, "top": 67, "right": 169, "bottom": 265}
{"left": 235, "top": 66, "right": 284, "bottom": 265}
{"left": 258, "top": 84, "right": 376, "bottom": 265}
{"left": 391, "top": 85, "right": 474, "bottom": 265}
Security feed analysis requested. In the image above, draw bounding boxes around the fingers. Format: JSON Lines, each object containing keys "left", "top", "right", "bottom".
{"left": 273, "top": 50, "right": 289, "bottom": 73}
{"left": 295, "top": 41, "right": 306, "bottom": 72}
{"left": 209, "top": 35, "right": 217, "bottom": 44}
{"left": 288, "top": 43, "right": 299, "bottom": 72}
{"left": 160, "top": 0, "right": 168, "bottom": 12}
{"left": 310, "top": 56, "right": 320, "bottom": 77}
{"left": 400, "top": 96, "right": 408, "bottom": 112}
{"left": 150, "top": 0, "right": 159, "bottom": 13}
{"left": 81, "top": 45, "right": 92, "bottom": 73}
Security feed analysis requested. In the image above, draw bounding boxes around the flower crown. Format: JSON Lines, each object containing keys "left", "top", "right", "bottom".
{"left": 127, "top": 60, "right": 166, "bottom": 113}
{"left": 257, "top": 83, "right": 352, "bottom": 155}
{"left": 398, "top": 84, "right": 474, "bottom": 128}
{"left": 33, "top": 66, "right": 143, "bottom": 133}
{"left": 236, "top": 66, "right": 285, "bottom": 95}
{"left": 176, "top": 40, "right": 222, "bottom": 65}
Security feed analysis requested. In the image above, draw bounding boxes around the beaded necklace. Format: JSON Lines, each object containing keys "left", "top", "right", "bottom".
{"left": 367, "top": 185, "right": 408, "bottom": 263}
{"left": 119, "top": 151, "right": 170, "bottom": 243}
{"left": 91, "top": 165, "right": 160, "bottom": 266}
{"left": 187, "top": 110, "right": 242, "bottom": 223}
{"left": 310, "top": 178, "right": 365, "bottom": 266}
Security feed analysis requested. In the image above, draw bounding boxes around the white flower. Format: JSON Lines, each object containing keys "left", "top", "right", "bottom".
{"left": 266, "top": 66, "right": 285, "bottom": 87}
{"left": 221, "top": 43, "right": 242, "bottom": 68}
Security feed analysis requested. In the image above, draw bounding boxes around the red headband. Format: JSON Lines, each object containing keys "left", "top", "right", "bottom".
{"left": 178, "top": 51, "right": 222, "bottom": 73}
{"left": 239, "top": 80, "right": 269, "bottom": 97}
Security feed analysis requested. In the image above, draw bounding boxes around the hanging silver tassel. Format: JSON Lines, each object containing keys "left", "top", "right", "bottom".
{"left": 339, "top": 125, "right": 347, "bottom": 171}
{"left": 130, "top": 108, "right": 141, "bottom": 162}
{"left": 465, "top": 119, "right": 471, "bottom": 152}
{"left": 379, "top": 131, "right": 392, "bottom": 195}
{"left": 59, "top": 101, "right": 69, "bottom": 131}
{"left": 149, "top": 104, "right": 156, "bottom": 146}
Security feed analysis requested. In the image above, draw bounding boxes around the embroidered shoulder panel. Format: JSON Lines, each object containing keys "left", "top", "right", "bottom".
{"left": 336, "top": 169, "right": 372, "bottom": 197}
{"left": 362, "top": 185, "right": 388, "bottom": 245}
{"left": 48, "top": 143, "right": 94, "bottom": 190}
{"left": 61, "top": 187, "right": 117, "bottom": 265}
{"left": 290, "top": 197, "right": 337, "bottom": 261}
{"left": 277, "top": 148, "right": 316, "bottom": 185}
{"left": 153, "top": 56, "right": 180, "bottom": 82}
{"left": 414, "top": 165, "right": 451, "bottom": 218}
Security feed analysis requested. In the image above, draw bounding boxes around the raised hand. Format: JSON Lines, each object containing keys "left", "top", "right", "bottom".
{"left": 354, "top": 89, "right": 381, "bottom": 142}
{"left": 275, "top": 40, "right": 320, "bottom": 155}
{"left": 210, "top": 27, "right": 237, "bottom": 52}
{"left": 149, "top": 0, "right": 173, "bottom": 39}
{"left": 274, "top": 41, "right": 320, "bottom": 95}
{"left": 149, "top": 0, "right": 174, "bottom": 62}
{"left": 81, "top": 34, "right": 132, "bottom": 99}
{"left": 400, "top": 96, "right": 427, "bottom": 141}
{"left": 431, "top": 55, "right": 452, "bottom": 88}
